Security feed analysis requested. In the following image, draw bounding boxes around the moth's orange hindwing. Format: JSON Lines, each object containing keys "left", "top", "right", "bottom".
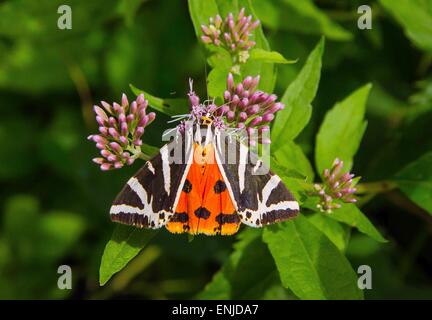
{"left": 166, "top": 142, "right": 240, "bottom": 235}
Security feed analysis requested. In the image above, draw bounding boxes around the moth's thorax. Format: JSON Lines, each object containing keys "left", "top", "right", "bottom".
{"left": 193, "top": 143, "right": 216, "bottom": 173}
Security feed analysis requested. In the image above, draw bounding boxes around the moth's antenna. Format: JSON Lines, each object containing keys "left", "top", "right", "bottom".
{"left": 167, "top": 114, "right": 190, "bottom": 123}
{"left": 189, "top": 77, "right": 194, "bottom": 93}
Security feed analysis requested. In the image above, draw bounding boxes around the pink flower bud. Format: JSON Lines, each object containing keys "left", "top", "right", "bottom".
{"left": 227, "top": 73, "right": 234, "bottom": 91}
{"left": 108, "top": 117, "right": 117, "bottom": 127}
{"left": 92, "top": 158, "right": 104, "bottom": 165}
{"left": 147, "top": 112, "right": 156, "bottom": 124}
{"left": 215, "top": 14, "right": 222, "bottom": 27}
{"left": 268, "top": 102, "right": 284, "bottom": 113}
{"left": 133, "top": 139, "right": 143, "bottom": 146}
{"left": 243, "top": 76, "right": 253, "bottom": 88}
{"left": 96, "top": 143, "right": 105, "bottom": 150}
{"left": 239, "top": 98, "right": 249, "bottom": 109}
{"left": 238, "top": 8, "right": 245, "bottom": 20}
{"left": 113, "top": 102, "right": 122, "bottom": 114}
{"left": 121, "top": 93, "right": 128, "bottom": 107}
{"left": 99, "top": 126, "right": 108, "bottom": 135}
{"left": 119, "top": 136, "right": 128, "bottom": 145}
{"left": 130, "top": 101, "right": 137, "bottom": 114}
{"left": 247, "top": 104, "right": 259, "bottom": 115}
{"left": 201, "top": 36, "right": 212, "bottom": 44}
{"left": 201, "top": 24, "right": 211, "bottom": 35}
{"left": 224, "top": 90, "right": 231, "bottom": 101}
{"left": 250, "top": 116, "right": 262, "bottom": 127}
{"left": 101, "top": 101, "right": 112, "bottom": 113}
{"left": 136, "top": 94, "right": 145, "bottom": 105}
{"left": 262, "top": 113, "right": 274, "bottom": 123}
{"left": 110, "top": 142, "right": 123, "bottom": 154}
{"left": 108, "top": 127, "right": 120, "bottom": 139}
{"left": 127, "top": 114, "right": 135, "bottom": 123}
{"left": 96, "top": 116, "right": 106, "bottom": 126}
{"left": 227, "top": 111, "right": 235, "bottom": 122}
{"left": 118, "top": 113, "right": 126, "bottom": 124}
{"left": 101, "top": 150, "right": 111, "bottom": 158}
{"left": 231, "top": 95, "right": 240, "bottom": 108}
{"left": 250, "top": 20, "right": 260, "bottom": 30}
{"left": 219, "top": 105, "right": 230, "bottom": 115}
{"left": 249, "top": 91, "right": 263, "bottom": 104}
{"left": 114, "top": 162, "right": 124, "bottom": 169}
{"left": 101, "top": 163, "right": 112, "bottom": 171}
{"left": 134, "top": 126, "right": 145, "bottom": 139}
{"left": 107, "top": 154, "right": 117, "bottom": 162}
{"left": 94, "top": 106, "right": 108, "bottom": 121}
{"left": 224, "top": 33, "right": 232, "bottom": 44}
{"left": 91, "top": 135, "right": 108, "bottom": 144}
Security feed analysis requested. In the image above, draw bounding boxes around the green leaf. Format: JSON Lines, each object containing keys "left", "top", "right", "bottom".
{"left": 394, "top": 151, "right": 432, "bottom": 215}
{"left": 263, "top": 215, "right": 363, "bottom": 299}
{"left": 278, "top": 0, "right": 352, "bottom": 41}
{"left": 130, "top": 84, "right": 188, "bottom": 116}
{"left": 249, "top": 48, "right": 297, "bottom": 64}
{"left": 117, "top": 0, "right": 146, "bottom": 27}
{"left": 36, "top": 211, "right": 86, "bottom": 262}
{"left": 272, "top": 140, "right": 315, "bottom": 182}
{"left": 308, "top": 213, "right": 350, "bottom": 252}
{"left": 380, "top": 0, "right": 432, "bottom": 52}
{"left": 198, "top": 229, "right": 280, "bottom": 299}
{"left": 252, "top": 0, "right": 352, "bottom": 40}
{"left": 3, "top": 195, "right": 39, "bottom": 244}
{"left": 141, "top": 143, "right": 159, "bottom": 158}
{"left": 272, "top": 38, "right": 324, "bottom": 147}
{"left": 315, "top": 83, "right": 372, "bottom": 176}
{"left": 99, "top": 225, "right": 158, "bottom": 286}
{"left": 3, "top": 195, "right": 85, "bottom": 263}
{"left": 327, "top": 203, "right": 387, "bottom": 243}
{"left": 207, "top": 67, "right": 230, "bottom": 99}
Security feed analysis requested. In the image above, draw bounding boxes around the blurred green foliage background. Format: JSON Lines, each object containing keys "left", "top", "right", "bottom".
{"left": 0, "top": 0, "right": 431, "bottom": 299}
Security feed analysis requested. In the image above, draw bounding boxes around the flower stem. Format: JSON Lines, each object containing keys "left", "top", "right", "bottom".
{"left": 355, "top": 180, "right": 397, "bottom": 194}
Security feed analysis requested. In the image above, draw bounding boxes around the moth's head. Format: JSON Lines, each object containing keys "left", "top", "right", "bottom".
{"left": 191, "top": 119, "right": 216, "bottom": 147}
{"left": 200, "top": 113, "right": 214, "bottom": 126}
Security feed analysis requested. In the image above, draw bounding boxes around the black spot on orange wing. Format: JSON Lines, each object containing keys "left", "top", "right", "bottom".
{"left": 170, "top": 212, "right": 189, "bottom": 223}
{"left": 194, "top": 207, "right": 211, "bottom": 219}
{"left": 183, "top": 179, "right": 192, "bottom": 193}
{"left": 216, "top": 213, "right": 240, "bottom": 225}
{"left": 214, "top": 180, "right": 226, "bottom": 193}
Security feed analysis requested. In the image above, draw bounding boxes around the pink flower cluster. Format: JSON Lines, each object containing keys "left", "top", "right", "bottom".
{"left": 201, "top": 8, "right": 259, "bottom": 62}
{"left": 88, "top": 94, "right": 155, "bottom": 170}
{"left": 314, "top": 158, "right": 358, "bottom": 212}
{"left": 217, "top": 73, "right": 284, "bottom": 145}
